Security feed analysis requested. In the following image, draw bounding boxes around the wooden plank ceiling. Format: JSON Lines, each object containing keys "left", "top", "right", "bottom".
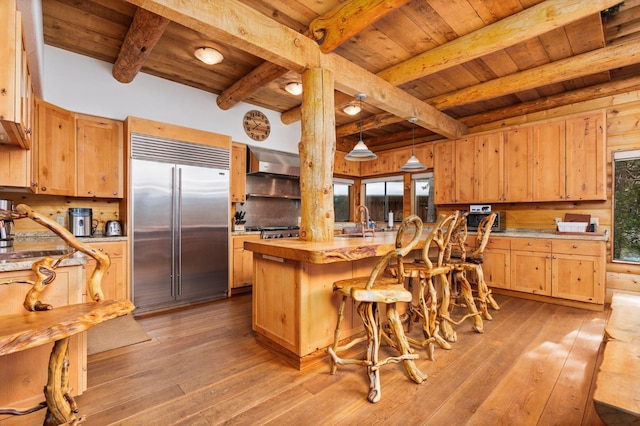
{"left": 41, "top": 0, "right": 639, "bottom": 151}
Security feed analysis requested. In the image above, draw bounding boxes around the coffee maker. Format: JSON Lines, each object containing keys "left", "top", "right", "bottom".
{"left": 0, "top": 199, "right": 15, "bottom": 248}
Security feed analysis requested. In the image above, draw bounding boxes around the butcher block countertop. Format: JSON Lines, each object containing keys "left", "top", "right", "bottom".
{"left": 244, "top": 228, "right": 608, "bottom": 265}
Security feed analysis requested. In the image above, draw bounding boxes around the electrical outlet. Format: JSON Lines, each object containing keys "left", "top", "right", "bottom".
{"left": 56, "top": 216, "right": 64, "bottom": 226}
{"left": 590, "top": 217, "right": 599, "bottom": 226}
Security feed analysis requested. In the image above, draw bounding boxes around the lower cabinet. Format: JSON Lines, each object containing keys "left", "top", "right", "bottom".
{"left": 0, "top": 265, "right": 86, "bottom": 408}
{"left": 482, "top": 235, "right": 605, "bottom": 307}
{"left": 482, "top": 237, "right": 511, "bottom": 290}
{"left": 231, "top": 234, "right": 260, "bottom": 294}
{"left": 83, "top": 240, "right": 128, "bottom": 301}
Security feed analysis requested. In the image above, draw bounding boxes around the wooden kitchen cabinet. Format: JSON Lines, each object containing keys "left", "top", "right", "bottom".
{"left": 532, "top": 119, "right": 566, "bottom": 201}
{"left": 360, "top": 149, "right": 393, "bottom": 176}
{"left": 334, "top": 150, "right": 360, "bottom": 176}
{"left": 0, "top": 0, "right": 34, "bottom": 149}
{"left": 83, "top": 241, "right": 128, "bottom": 301}
{"left": 231, "top": 234, "right": 260, "bottom": 294}
{"left": 482, "top": 237, "right": 511, "bottom": 290}
{"left": 551, "top": 240, "right": 605, "bottom": 304}
{"left": 76, "top": 114, "right": 124, "bottom": 198}
{"left": 33, "top": 99, "right": 76, "bottom": 195}
{"left": 510, "top": 238, "right": 552, "bottom": 296}
{"left": 564, "top": 113, "right": 606, "bottom": 201}
{"left": 433, "top": 140, "right": 456, "bottom": 204}
{"left": 0, "top": 265, "right": 86, "bottom": 409}
{"left": 231, "top": 142, "right": 247, "bottom": 202}
{"left": 503, "top": 127, "right": 533, "bottom": 202}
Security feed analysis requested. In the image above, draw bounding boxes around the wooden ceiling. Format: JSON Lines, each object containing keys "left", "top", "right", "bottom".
{"left": 41, "top": 0, "right": 639, "bottom": 151}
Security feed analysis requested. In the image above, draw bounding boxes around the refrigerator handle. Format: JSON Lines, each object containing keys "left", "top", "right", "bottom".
{"left": 170, "top": 166, "right": 177, "bottom": 298}
{"left": 176, "top": 167, "right": 183, "bottom": 296}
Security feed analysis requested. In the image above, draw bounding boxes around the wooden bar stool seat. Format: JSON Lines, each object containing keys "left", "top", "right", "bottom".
{"left": 327, "top": 215, "right": 425, "bottom": 403}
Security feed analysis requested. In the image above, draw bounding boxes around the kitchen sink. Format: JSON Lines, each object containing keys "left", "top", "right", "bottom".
{"left": 0, "top": 249, "right": 71, "bottom": 261}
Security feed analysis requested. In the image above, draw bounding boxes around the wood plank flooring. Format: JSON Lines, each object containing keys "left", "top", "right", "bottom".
{"left": 1, "top": 294, "right": 609, "bottom": 425}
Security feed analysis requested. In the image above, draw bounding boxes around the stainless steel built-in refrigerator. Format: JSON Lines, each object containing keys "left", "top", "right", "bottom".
{"left": 130, "top": 134, "right": 229, "bottom": 313}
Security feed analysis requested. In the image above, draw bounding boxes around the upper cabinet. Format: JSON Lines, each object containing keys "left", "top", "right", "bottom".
{"left": 334, "top": 150, "right": 360, "bottom": 176}
{"left": 33, "top": 100, "right": 124, "bottom": 197}
{"left": 357, "top": 143, "right": 433, "bottom": 177}
{"left": 76, "top": 114, "right": 124, "bottom": 198}
{"left": 434, "top": 112, "right": 606, "bottom": 204}
{"left": 0, "top": 0, "right": 34, "bottom": 149}
{"left": 33, "top": 100, "right": 76, "bottom": 195}
{"left": 231, "top": 142, "right": 247, "bottom": 203}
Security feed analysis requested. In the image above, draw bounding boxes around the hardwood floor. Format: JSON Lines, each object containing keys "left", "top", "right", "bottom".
{"left": 2, "top": 294, "right": 609, "bottom": 425}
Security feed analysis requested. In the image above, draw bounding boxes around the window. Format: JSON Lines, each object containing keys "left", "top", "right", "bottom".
{"left": 333, "top": 178, "right": 352, "bottom": 222}
{"left": 412, "top": 172, "right": 436, "bottom": 223}
{"left": 363, "top": 176, "right": 403, "bottom": 224}
{"left": 613, "top": 150, "right": 640, "bottom": 263}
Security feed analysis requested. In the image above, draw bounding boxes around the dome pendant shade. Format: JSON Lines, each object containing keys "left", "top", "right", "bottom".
{"left": 194, "top": 47, "right": 224, "bottom": 65}
{"left": 345, "top": 139, "right": 377, "bottom": 161}
{"left": 400, "top": 117, "right": 427, "bottom": 172}
{"left": 400, "top": 154, "right": 427, "bottom": 171}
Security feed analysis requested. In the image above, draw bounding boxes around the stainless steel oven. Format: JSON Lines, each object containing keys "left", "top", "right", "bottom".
{"left": 467, "top": 211, "right": 505, "bottom": 232}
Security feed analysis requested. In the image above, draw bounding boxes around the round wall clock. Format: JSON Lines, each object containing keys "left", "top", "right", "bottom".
{"left": 243, "top": 110, "right": 271, "bottom": 141}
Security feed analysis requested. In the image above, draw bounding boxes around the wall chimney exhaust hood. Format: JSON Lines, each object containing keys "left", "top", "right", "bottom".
{"left": 247, "top": 146, "right": 300, "bottom": 178}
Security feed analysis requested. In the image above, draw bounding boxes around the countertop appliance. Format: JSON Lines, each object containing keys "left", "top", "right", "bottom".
{"left": 104, "top": 220, "right": 122, "bottom": 237}
{"left": 0, "top": 199, "right": 14, "bottom": 248}
{"left": 131, "top": 134, "right": 230, "bottom": 313}
{"left": 467, "top": 211, "right": 505, "bottom": 232}
{"left": 68, "top": 207, "right": 95, "bottom": 237}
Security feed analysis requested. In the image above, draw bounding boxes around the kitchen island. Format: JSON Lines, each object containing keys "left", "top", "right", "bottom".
{"left": 244, "top": 228, "right": 609, "bottom": 369}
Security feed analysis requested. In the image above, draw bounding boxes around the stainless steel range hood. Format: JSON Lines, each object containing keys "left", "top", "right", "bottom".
{"left": 247, "top": 146, "right": 300, "bottom": 178}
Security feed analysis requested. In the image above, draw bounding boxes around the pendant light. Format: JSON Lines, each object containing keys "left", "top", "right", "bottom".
{"left": 400, "top": 117, "right": 427, "bottom": 172}
{"left": 345, "top": 94, "right": 377, "bottom": 161}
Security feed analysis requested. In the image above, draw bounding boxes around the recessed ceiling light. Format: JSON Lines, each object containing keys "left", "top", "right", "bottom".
{"left": 194, "top": 47, "right": 223, "bottom": 65}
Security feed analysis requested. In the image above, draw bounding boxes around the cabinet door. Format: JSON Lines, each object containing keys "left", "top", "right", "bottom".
{"left": 232, "top": 235, "right": 259, "bottom": 289}
{"left": 231, "top": 143, "right": 247, "bottom": 202}
{"left": 551, "top": 253, "right": 602, "bottom": 304}
{"left": 475, "top": 132, "right": 504, "bottom": 203}
{"left": 565, "top": 113, "right": 606, "bottom": 201}
{"left": 483, "top": 248, "right": 511, "bottom": 289}
{"left": 414, "top": 144, "right": 434, "bottom": 169}
{"left": 510, "top": 250, "right": 552, "bottom": 295}
{"left": 503, "top": 127, "right": 533, "bottom": 201}
{"left": 83, "top": 241, "right": 127, "bottom": 301}
{"left": 0, "top": 145, "right": 31, "bottom": 187}
{"left": 455, "top": 137, "right": 476, "bottom": 203}
{"left": 34, "top": 100, "right": 76, "bottom": 195}
{"left": 532, "top": 120, "right": 565, "bottom": 201}
{"left": 76, "top": 115, "right": 124, "bottom": 198}
{"left": 433, "top": 140, "right": 456, "bottom": 204}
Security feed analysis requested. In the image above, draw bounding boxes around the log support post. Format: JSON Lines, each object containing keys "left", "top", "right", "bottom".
{"left": 298, "top": 68, "right": 335, "bottom": 242}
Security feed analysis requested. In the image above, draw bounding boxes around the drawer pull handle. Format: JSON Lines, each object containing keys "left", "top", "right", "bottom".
{"left": 572, "top": 245, "right": 577, "bottom": 249}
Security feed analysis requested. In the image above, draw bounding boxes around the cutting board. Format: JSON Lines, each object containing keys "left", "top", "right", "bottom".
{"left": 564, "top": 213, "right": 591, "bottom": 223}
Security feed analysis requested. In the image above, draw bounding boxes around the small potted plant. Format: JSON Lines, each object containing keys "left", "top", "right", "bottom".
{"left": 233, "top": 211, "right": 246, "bottom": 231}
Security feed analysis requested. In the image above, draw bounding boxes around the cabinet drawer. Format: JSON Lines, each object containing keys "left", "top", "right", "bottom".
{"left": 485, "top": 237, "right": 510, "bottom": 250}
{"left": 511, "top": 238, "right": 551, "bottom": 252}
{"left": 90, "top": 241, "right": 124, "bottom": 258}
{"left": 552, "top": 240, "right": 602, "bottom": 256}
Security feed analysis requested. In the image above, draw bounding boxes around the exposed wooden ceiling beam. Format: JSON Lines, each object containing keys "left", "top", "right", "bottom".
{"left": 309, "top": 0, "right": 412, "bottom": 53}
{"left": 127, "top": 0, "right": 467, "bottom": 139}
{"left": 112, "top": 8, "right": 169, "bottom": 83}
{"left": 282, "top": 0, "right": 620, "bottom": 126}
{"left": 217, "top": 0, "right": 406, "bottom": 110}
{"left": 429, "top": 37, "right": 640, "bottom": 110}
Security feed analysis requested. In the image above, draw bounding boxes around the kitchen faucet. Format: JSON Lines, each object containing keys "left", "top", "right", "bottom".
{"left": 355, "top": 205, "right": 375, "bottom": 237}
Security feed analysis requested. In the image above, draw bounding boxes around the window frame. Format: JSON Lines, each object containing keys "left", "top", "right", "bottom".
{"left": 612, "top": 149, "right": 640, "bottom": 264}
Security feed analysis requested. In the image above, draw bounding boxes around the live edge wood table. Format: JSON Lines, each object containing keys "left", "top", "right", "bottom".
{"left": 244, "top": 231, "right": 427, "bottom": 370}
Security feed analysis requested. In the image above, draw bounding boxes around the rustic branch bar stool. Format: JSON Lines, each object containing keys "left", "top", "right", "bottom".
{"left": 327, "top": 215, "right": 425, "bottom": 403}
{"left": 443, "top": 211, "right": 485, "bottom": 334}
{"left": 401, "top": 212, "right": 459, "bottom": 359}
{"left": 448, "top": 212, "right": 500, "bottom": 320}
